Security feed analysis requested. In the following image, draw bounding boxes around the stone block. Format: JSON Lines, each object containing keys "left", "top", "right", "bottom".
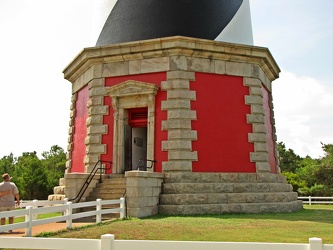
{"left": 256, "top": 162, "right": 271, "bottom": 172}
{"left": 162, "top": 160, "right": 193, "bottom": 172}
{"left": 167, "top": 70, "right": 195, "bottom": 80}
{"left": 84, "top": 135, "right": 101, "bottom": 144}
{"left": 161, "top": 99, "right": 191, "bottom": 110}
{"left": 86, "top": 115, "right": 103, "bottom": 125}
{"left": 168, "top": 110, "right": 197, "bottom": 120}
{"left": 248, "top": 133, "right": 266, "bottom": 143}
{"left": 89, "top": 87, "right": 107, "bottom": 97}
{"left": 128, "top": 60, "right": 141, "bottom": 74}
{"left": 86, "top": 144, "right": 106, "bottom": 154}
{"left": 252, "top": 124, "right": 267, "bottom": 133}
{"left": 170, "top": 55, "right": 188, "bottom": 70}
{"left": 245, "top": 95, "right": 263, "bottom": 105}
{"left": 87, "top": 124, "right": 108, "bottom": 134}
{"left": 188, "top": 57, "right": 214, "bottom": 72}
{"left": 88, "top": 78, "right": 104, "bottom": 89}
{"left": 168, "top": 151, "right": 198, "bottom": 161}
{"left": 227, "top": 193, "right": 247, "bottom": 203}
{"left": 88, "top": 106, "right": 108, "bottom": 116}
{"left": 254, "top": 142, "right": 268, "bottom": 152}
{"left": 200, "top": 173, "right": 220, "bottom": 183}
{"left": 162, "top": 120, "right": 192, "bottom": 130}
{"left": 102, "top": 62, "right": 129, "bottom": 77}
{"left": 161, "top": 79, "right": 190, "bottom": 90}
{"left": 251, "top": 105, "right": 265, "bottom": 114}
{"left": 140, "top": 57, "right": 169, "bottom": 73}
{"left": 214, "top": 60, "right": 226, "bottom": 74}
{"left": 233, "top": 183, "right": 252, "bottom": 193}
{"left": 246, "top": 193, "right": 265, "bottom": 203}
{"left": 162, "top": 140, "right": 192, "bottom": 151}
{"left": 243, "top": 77, "right": 261, "bottom": 87}
{"left": 250, "top": 152, "right": 269, "bottom": 162}
{"left": 247, "top": 114, "right": 265, "bottom": 123}
{"left": 167, "top": 90, "right": 196, "bottom": 100}
{"left": 167, "top": 130, "right": 197, "bottom": 140}
{"left": 226, "top": 62, "right": 252, "bottom": 77}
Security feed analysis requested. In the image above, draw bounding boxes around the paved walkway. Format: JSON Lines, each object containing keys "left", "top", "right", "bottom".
{"left": 0, "top": 221, "right": 93, "bottom": 237}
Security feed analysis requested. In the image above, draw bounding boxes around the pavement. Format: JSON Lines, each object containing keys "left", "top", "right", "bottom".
{"left": 0, "top": 221, "right": 93, "bottom": 237}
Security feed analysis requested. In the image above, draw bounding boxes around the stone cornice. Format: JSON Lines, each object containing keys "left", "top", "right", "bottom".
{"left": 63, "top": 36, "right": 280, "bottom": 83}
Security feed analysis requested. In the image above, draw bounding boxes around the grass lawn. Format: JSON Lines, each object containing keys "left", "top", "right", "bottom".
{"left": 36, "top": 205, "right": 333, "bottom": 244}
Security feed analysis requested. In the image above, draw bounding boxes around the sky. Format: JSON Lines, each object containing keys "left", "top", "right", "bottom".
{"left": 0, "top": 0, "right": 332, "bottom": 159}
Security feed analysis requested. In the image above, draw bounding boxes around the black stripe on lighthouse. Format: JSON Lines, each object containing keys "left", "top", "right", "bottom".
{"left": 96, "top": 0, "right": 243, "bottom": 46}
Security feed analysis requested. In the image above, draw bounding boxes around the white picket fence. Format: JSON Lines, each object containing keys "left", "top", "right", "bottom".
{"left": 0, "top": 198, "right": 125, "bottom": 237}
{"left": 298, "top": 196, "right": 333, "bottom": 205}
{"left": 0, "top": 235, "right": 332, "bottom": 250}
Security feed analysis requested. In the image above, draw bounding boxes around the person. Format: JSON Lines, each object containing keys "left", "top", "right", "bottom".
{"left": 0, "top": 173, "right": 20, "bottom": 233}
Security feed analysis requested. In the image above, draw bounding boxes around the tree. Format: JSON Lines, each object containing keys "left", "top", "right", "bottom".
{"left": 314, "top": 143, "right": 333, "bottom": 188}
{"left": 41, "top": 145, "right": 66, "bottom": 192}
{"left": 277, "top": 142, "right": 302, "bottom": 173}
{"left": 0, "top": 153, "right": 16, "bottom": 175}
{"left": 15, "top": 152, "right": 49, "bottom": 200}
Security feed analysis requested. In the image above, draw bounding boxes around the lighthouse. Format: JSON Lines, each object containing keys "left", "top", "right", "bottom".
{"left": 51, "top": 0, "right": 303, "bottom": 217}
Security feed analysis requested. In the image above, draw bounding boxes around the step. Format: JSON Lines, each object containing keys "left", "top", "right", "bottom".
{"left": 159, "top": 200, "right": 303, "bottom": 215}
{"left": 164, "top": 172, "right": 287, "bottom": 184}
{"left": 162, "top": 182, "right": 293, "bottom": 194}
{"left": 159, "top": 192, "right": 298, "bottom": 205}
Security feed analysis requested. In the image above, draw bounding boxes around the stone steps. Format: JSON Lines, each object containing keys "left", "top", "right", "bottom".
{"left": 86, "top": 176, "right": 126, "bottom": 201}
{"left": 159, "top": 201, "right": 303, "bottom": 215}
{"left": 158, "top": 172, "right": 303, "bottom": 215}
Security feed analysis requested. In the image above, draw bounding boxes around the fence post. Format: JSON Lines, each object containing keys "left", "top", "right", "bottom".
{"left": 309, "top": 237, "right": 323, "bottom": 250}
{"left": 120, "top": 197, "right": 125, "bottom": 219}
{"left": 25, "top": 206, "right": 33, "bottom": 237}
{"left": 96, "top": 199, "right": 102, "bottom": 223}
{"left": 66, "top": 201, "right": 73, "bottom": 229}
{"left": 309, "top": 196, "right": 312, "bottom": 205}
{"left": 32, "top": 200, "right": 38, "bottom": 220}
{"left": 101, "top": 234, "right": 114, "bottom": 250}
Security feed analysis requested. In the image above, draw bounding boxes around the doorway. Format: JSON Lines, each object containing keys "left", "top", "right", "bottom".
{"left": 124, "top": 108, "right": 148, "bottom": 171}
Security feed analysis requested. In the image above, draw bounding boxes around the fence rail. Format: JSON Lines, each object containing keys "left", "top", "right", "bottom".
{"left": 298, "top": 196, "right": 333, "bottom": 205}
{"left": 0, "top": 235, "right": 332, "bottom": 250}
{"left": 0, "top": 198, "right": 125, "bottom": 237}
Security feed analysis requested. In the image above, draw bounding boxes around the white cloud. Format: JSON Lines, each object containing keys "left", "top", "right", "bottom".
{"left": 273, "top": 71, "right": 333, "bottom": 158}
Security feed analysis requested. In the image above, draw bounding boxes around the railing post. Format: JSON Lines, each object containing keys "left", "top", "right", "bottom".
{"left": 120, "top": 197, "right": 125, "bottom": 219}
{"left": 25, "top": 206, "right": 33, "bottom": 237}
{"left": 101, "top": 234, "right": 114, "bottom": 250}
{"left": 96, "top": 199, "right": 102, "bottom": 223}
{"left": 66, "top": 201, "right": 73, "bottom": 229}
{"left": 309, "top": 196, "right": 312, "bottom": 205}
{"left": 32, "top": 200, "right": 38, "bottom": 220}
{"left": 309, "top": 237, "right": 323, "bottom": 250}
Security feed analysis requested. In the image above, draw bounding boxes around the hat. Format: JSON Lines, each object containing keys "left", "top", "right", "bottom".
{"left": 2, "top": 173, "right": 11, "bottom": 181}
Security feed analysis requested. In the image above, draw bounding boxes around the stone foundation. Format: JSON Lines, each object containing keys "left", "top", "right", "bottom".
{"left": 159, "top": 172, "right": 303, "bottom": 215}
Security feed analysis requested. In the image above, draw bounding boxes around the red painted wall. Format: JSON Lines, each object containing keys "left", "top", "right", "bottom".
{"left": 191, "top": 73, "right": 256, "bottom": 172}
{"left": 101, "top": 73, "right": 167, "bottom": 173}
{"left": 70, "top": 85, "right": 89, "bottom": 173}
{"left": 262, "top": 87, "right": 277, "bottom": 173}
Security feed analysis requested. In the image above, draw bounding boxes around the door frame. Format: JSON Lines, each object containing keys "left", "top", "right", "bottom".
{"left": 106, "top": 80, "right": 158, "bottom": 173}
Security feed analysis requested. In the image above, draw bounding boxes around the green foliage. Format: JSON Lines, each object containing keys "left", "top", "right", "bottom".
{"left": 15, "top": 151, "right": 49, "bottom": 199}
{"left": 277, "top": 142, "right": 333, "bottom": 196}
{"left": 277, "top": 142, "right": 302, "bottom": 172}
{"left": 0, "top": 145, "right": 66, "bottom": 200}
{"left": 281, "top": 171, "right": 306, "bottom": 192}
{"left": 298, "top": 184, "right": 333, "bottom": 196}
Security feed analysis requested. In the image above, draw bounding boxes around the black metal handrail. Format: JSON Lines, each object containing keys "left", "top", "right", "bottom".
{"left": 69, "top": 160, "right": 112, "bottom": 203}
{"left": 135, "top": 159, "right": 156, "bottom": 171}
